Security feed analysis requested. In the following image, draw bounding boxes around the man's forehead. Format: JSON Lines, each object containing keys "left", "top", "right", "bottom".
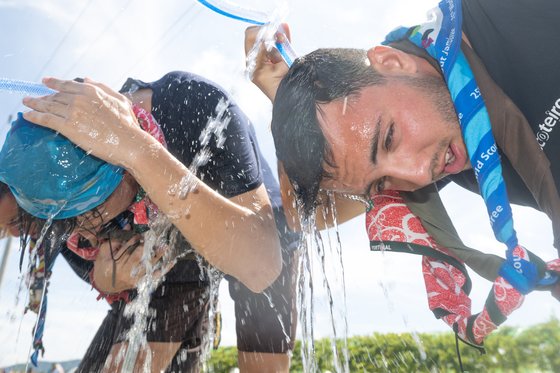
{"left": 317, "top": 99, "right": 352, "bottom": 136}
{"left": 318, "top": 88, "right": 380, "bottom": 123}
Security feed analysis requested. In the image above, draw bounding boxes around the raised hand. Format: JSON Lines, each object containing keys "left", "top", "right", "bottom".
{"left": 22, "top": 77, "right": 160, "bottom": 169}
{"left": 245, "top": 24, "right": 291, "bottom": 102}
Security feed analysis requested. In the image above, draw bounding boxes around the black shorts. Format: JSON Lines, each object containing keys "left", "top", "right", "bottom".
{"left": 77, "top": 277, "right": 211, "bottom": 373}
{"left": 227, "top": 246, "right": 299, "bottom": 354}
{"left": 113, "top": 281, "right": 210, "bottom": 345}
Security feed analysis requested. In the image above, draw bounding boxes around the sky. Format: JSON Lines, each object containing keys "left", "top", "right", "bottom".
{"left": 0, "top": 0, "right": 559, "bottom": 366}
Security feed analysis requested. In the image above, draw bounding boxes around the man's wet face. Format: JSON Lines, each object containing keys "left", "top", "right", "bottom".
{"left": 317, "top": 77, "right": 470, "bottom": 196}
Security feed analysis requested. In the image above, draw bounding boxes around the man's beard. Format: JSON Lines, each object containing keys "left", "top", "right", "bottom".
{"left": 403, "top": 74, "right": 459, "bottom": 127}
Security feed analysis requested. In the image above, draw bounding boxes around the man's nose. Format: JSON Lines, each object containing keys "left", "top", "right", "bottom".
{"left": 389, "top": 157, "right": 433, "bottom": 191}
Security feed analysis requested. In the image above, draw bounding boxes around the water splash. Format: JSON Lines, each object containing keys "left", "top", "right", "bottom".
{"left": 118, "top": 97, "right": 232, "bottom": 371}
{"left": 296, "top": 192, "right": 351, "bottom": 373}
{"left": 179, "top": 97, "right": 232, "bottom": 366}
{"left": 244, "top": 3, "right": 289, "bottom": 79}
{"left": 262, "top": 290, "right": 292, "bottom": 349}
{"left": 295, "top": 189, "right": 435, "bottom": 371}
{"left": 119, "top": 216, "right": 178, "bottom": 372}
{"left": 177, "top": 97, "right": 231, "bottom": 200}
{"left": 198, "top": 97, "right": 231, "bottom": 150}
{"left": 325, "top": 192, "right": 351, "bottom": 372}
{"left": 196, "top": 0, "right": 295, "bottom": 75}
{"left": 297, "top": 221, "right": 318, "bottom": 373}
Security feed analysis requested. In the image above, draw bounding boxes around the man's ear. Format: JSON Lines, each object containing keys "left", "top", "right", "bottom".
{"left": 366, "top": 45, "right": 418, "bottom": 74}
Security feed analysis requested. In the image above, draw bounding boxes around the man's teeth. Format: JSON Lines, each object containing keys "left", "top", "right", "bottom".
{"left": 445, "top": 148, "right": 455, "bottom": 165}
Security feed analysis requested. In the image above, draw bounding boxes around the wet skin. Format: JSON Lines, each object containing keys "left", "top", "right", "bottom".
{"left": 317, "top": 78, "right": 471, "bottom": 196}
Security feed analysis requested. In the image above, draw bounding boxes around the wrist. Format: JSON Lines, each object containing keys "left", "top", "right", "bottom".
{"left": 122, "top": 131, "right": 165, "bottom": 174}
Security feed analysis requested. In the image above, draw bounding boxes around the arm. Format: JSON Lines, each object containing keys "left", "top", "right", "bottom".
{"left": 133, "top": 146, "right": 281, "bottom": 292}
{"left": 23, "top": 78, "right": 281, "bottom": 292}
{"left": 278, "top": 162, "right": 366, "bottom": 231}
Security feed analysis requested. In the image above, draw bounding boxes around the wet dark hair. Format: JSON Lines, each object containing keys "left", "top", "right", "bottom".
{"left": 16, "top": 207, "right": 78, "bottom": 271}
{"left": 271, "top": 48, "right": 386, "bottom": 216}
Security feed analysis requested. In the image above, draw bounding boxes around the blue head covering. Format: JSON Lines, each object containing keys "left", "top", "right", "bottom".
{"left": 0, "top": 113, "right": 124, "bottom": 219}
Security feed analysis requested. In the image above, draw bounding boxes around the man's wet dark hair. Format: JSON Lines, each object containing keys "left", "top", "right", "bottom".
{"left": 271, "top": 48, "right": 386, "bottom": 216}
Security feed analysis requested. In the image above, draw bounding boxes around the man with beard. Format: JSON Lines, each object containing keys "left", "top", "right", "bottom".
{"left": 245, "top": 0, "right": 560, "bottom": 348}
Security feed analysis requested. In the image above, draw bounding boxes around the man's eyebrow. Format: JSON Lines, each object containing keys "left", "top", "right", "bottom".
{"left": 370, "top": 116, "right": 382, "bottom": 165}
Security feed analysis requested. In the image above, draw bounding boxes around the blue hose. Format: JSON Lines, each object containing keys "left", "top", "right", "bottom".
{"left": 197, "top": 0, "right": 298, "bottom": 67}
{"left": 197, "top": 0, "right": 268, "bottom": 25}
{"left": 0, "top": 78, "right": 55, "bottom": 96}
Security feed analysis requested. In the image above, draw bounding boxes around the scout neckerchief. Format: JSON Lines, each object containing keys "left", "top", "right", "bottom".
{"left": 383, "top": 0, "right": 558, "bottom": 294}
{"left": 26, "top": 104, "right": 165, "bottom": 366}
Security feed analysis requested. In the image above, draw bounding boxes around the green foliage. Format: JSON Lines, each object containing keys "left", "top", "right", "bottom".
{"left": 204, "top": 346, "right": 238, "bottom": 372}
{"left": 206, "top": 317, "right": 560, "bottom": 373}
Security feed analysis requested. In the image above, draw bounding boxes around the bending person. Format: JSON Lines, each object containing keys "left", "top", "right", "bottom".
{"left": 243, "top": 0, "right": 560, "bottom": 348}
{"left": 117, "top": 71, "right": 299, "bottom": 372}
{"left": 0, "top": 113, "right": 208, "bottom": 372}
{"left": 22, "top": 75, "right": 281, "bottom": 293}
{"left": 11, "top": 71, "right": 299, "bottom": 372}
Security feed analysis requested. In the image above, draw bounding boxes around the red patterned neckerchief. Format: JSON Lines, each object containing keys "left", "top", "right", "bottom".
{"left": 66, "top": 104, "right": 166, "bottom": 303}
{"left": 366, "top": 190, "right": 560, "bottom": 348}
{"left": 133, "top": 104, "right": 167, "bottom": 147}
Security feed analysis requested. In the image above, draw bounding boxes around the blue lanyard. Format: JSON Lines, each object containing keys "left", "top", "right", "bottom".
{"left": 384, "top": 0, "right": 556, "bottom": 293}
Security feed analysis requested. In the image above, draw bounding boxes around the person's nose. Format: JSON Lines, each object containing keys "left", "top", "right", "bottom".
{"left": 386, "top": 156, "right": 433, "bottom": 191}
